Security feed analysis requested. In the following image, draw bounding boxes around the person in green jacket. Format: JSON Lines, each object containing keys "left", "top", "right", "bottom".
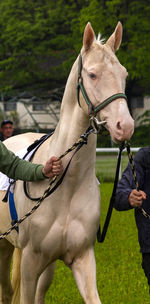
{"left": 0, "top": 141, "right": 63, "bottom": 181}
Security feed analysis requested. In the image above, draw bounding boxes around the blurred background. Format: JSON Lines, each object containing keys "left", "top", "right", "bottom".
{"left": 0, "top": 2, "right": 149, "bottom": 302}
{"left": 0, "top": 0, "right": 149, "bottom": 147}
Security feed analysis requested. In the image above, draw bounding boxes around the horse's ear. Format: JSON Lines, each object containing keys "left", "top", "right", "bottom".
{"left": 83, "top": 22, "right": 95, "bottom": 51}
{"left": 106, "top": 21, "right": 123, "bottom": 52}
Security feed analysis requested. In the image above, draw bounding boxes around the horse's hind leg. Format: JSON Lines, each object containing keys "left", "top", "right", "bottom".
{"left": 35, "top": 262, "right": 56, "bottom": 304}
{"left": 0, "top": 239, "right": 14, "bottom": 304}
{"left": 71, "top": 247, "right": 101, "bottom": 304}
{"left": 11, "top": 248, "right": 22, "bottom": 304}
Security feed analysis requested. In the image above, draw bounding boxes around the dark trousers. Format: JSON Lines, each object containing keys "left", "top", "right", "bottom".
{"left": 142, "top": 253, "right": 150, "bottom": 287}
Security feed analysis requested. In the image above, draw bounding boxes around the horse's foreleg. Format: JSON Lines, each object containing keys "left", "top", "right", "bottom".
{"left": 20, "top": 248, "right": 41, "bottom": 304}
{"left": 35, "top": 262, "right": 56, "bottom": 304}
{"left": 71, "top": 247, "right": 101, "bottom": 304}
{"left": 0, "top": 239, "right": 14, "bottom": 304}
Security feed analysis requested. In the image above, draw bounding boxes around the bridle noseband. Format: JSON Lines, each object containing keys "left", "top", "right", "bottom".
{"left": 76, "top": 53, "right": 127, "bottom": 116}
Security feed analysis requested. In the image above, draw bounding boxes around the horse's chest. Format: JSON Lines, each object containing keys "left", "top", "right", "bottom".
{"left": 28, "top": 203, "right": 99, "bottom": 263}
{"left": 20, "top": 183, "right": 100, "bottom": 263}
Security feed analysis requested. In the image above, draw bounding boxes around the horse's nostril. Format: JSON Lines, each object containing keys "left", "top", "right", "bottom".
{"left": 117, "top": 121, "right": 121, "bottom": 130}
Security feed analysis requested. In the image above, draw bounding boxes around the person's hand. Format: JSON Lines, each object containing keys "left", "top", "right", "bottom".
{"left": 42, "top": 156, "right": 63, "bottom": 178}
{"left": 128, "top": 189, "right": 146, "bottom": 208}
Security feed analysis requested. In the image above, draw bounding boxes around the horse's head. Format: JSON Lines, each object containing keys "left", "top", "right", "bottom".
{"left": 77, "top": 22, "right": 134, "bottom": 143}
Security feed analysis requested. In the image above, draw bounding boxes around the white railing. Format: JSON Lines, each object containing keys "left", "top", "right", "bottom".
{"left": 96, "top": 147, "right": 140, "bottom": 153}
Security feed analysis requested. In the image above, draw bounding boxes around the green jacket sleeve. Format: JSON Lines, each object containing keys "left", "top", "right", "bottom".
{"left": 0, "top": 141, "right": 45, "bottom": 181}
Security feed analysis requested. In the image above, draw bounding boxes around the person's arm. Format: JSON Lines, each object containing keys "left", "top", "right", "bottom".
{"left": 0, "top": 141, "right": 63, "bottom": 181}
{"left": 114, "top": 148, "right": 146, "bottom": 211}
{"left": 114, "top": 163, "right": 135, "bottom": 211}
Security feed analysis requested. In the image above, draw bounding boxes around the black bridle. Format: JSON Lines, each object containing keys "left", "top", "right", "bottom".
{"left": 76, "top": 53, "right": 127, "bottom": 116}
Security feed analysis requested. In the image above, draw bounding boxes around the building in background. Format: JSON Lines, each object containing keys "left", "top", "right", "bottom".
{"left": 0, "top": 88, "right": 64, "bottom": 132}
{"left": 0, "top": 90, "right": 149, "bottom": 131}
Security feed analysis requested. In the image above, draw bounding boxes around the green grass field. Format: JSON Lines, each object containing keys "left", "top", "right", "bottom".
{"left": 45, "top": 156, "right": 150, "bottom": 303}
{"left": 96, "top": 153, "right": 129, "bottom": 182}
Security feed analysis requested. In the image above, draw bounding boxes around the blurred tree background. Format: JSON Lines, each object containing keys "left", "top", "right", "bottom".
{"left": 0, "top": 0, "right": 149, "bottom": 144}
{"left": 0, "top": 0, "right": 149, "bottom": 95}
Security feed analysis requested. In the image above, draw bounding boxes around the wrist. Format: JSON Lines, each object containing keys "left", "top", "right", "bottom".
{"left": 42, "top": 167, "right": 49, "bottom": 179}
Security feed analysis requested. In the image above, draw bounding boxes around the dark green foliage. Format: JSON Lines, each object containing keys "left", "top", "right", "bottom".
{"left": 0, "top": 0, "right": 86, "bottom": 93}
{"left": 97, "top": 131, "right": 112, "bottom": 148}
{"left": 130, "top": 124, "right": 150, "bottom": 147}
{"left": 0, "top": 0, "right": 149, "bottom": 97}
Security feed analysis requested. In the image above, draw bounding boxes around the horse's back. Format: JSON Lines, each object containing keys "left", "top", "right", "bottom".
{"left": 3, "top": 132, "right": 46, "bottom": 152}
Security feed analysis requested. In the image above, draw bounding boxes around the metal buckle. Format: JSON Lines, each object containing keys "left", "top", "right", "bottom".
{"left": 90, "top": 117, "right": 106, "bottom": 134}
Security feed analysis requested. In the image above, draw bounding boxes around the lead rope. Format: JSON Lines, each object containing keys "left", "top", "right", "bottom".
{"left": 0, "top": 125, "right": 97, "bottom": 240}
{"left": 97, "top": 141, "right": 125, "bottom": 242}
{"left": 126, "top": 142, "right": 150, "bottom": 220}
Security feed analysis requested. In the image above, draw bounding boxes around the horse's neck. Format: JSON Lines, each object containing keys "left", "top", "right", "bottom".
{"left": 50, "top": 61, "right": 97, "bottom": 170}
{"left": 56, "top": 61, "right": 88, "bottom": 144}
{"left": 56, "top": 104, "right": 89, "bottom": 148}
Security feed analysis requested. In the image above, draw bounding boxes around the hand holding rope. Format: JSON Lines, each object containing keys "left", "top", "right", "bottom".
{"left": 126, "top": 142, "right": 150, "bottom": 220}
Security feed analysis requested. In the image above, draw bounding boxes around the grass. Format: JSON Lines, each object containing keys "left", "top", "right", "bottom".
{"left": 96, "top": 153, "right": 129, "bottom": 182}
{"left": 45, "top": 180, "right": 150, "bottom": 303}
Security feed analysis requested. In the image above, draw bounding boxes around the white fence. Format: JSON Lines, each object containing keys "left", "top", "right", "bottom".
{"left": 96, "top": 147, "right": 140, "bottom": 153}
{"left": 96, "top": 147, "right": 140, "bottom": 179}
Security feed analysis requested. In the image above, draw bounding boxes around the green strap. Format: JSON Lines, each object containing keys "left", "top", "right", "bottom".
{"left": 94, "top": 93, "right": 127, "bottom": 114}
{"left": 78, "top": 81, "right": 94, "bottom": 114}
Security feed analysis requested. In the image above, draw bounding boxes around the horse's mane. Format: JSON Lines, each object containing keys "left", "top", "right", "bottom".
{"left": 96, "top": 33, "right": 105, "bottom": 45}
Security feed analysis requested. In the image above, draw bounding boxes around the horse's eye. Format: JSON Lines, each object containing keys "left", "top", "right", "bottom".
{"left": 89, "top": 73, "right": 96, "bottom": 80}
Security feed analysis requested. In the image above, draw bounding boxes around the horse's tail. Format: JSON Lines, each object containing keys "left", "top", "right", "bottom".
{"left": 11, "top": 248, "right": 21, "bottom": 304}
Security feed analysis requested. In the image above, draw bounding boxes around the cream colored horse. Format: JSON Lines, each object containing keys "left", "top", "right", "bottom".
{"left": 0, "top": 22, "right": 134, "bottom": 304}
